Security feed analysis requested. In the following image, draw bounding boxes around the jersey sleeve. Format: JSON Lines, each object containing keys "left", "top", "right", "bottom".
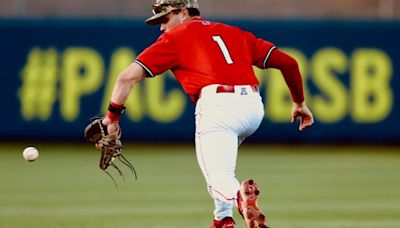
{"left": 266, "top": 48, "right": 305, "bottom": 104}
{"left": 244, "top": 31, "right": 277, "bottom": 69}
{"left": 135, "top": 33, "right": 178, "bottom": 77}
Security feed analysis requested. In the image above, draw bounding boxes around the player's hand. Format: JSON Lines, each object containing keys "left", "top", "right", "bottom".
{"left": 291, "top": 101, "right": 314, "bottom": 131}
{"left": 102, "top": 116, "right": 120, "bottom": 135}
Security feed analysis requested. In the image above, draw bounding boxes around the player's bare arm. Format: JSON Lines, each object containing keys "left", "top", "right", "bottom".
{"left": 110, "top": 62, "right": 146, "bottom": 105}
{"left": 102, "top": 62, "right": 147, "bottom": 133}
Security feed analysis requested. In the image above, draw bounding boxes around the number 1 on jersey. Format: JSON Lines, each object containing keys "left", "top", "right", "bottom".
{"left": 212, "top": 36, "right": 234, "bottom": 64}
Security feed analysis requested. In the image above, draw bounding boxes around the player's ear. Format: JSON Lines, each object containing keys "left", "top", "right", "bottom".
{"left": 181, "top": 8, "right": 190, "bottom": 20}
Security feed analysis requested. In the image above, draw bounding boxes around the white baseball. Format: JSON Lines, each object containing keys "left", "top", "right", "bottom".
{"left": 23, "top": 147, "right": 39, "bottom": 162}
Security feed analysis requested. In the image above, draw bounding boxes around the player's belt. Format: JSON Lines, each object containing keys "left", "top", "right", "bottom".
{"left": 197, "top": 84, "right": 259, "bottom": 101}
{"left": 216, "top": 85, "right": 259, "bottom": 93}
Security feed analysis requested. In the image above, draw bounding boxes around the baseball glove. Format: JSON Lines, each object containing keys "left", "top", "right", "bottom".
{"left": 84, "top": 116, "right": 137, "bottom": 187}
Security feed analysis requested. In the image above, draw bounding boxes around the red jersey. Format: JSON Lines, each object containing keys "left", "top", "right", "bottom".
{"left": 136, "top": 18, "right": 276, "bottom": 102}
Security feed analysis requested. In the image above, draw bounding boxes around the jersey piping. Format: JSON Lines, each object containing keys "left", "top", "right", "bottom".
{"left": 135, "top": 60, "right": 154, "bottom": 77}
{"left": 263, "top": 46, "right": 277, "bottom": 69}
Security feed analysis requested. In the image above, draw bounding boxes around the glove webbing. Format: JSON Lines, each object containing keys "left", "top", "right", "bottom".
{"left": 97, "top": 120, "right": 137, "bottom": 188}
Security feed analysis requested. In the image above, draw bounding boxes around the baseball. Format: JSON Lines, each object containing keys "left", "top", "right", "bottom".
{"left": 23, "top": 146, "right": 39, "bottom": 162}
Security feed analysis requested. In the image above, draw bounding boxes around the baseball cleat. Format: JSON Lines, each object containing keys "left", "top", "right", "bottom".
{"left": 210, "top": 217, "right": 235, "bottom": 228}
{"left": 238, "top": 179, "right": 268, "bottom": 228}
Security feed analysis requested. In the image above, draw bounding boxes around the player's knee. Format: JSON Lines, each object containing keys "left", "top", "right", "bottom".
{"left": 208, "top": 171, "right": 240, "bottom": 202}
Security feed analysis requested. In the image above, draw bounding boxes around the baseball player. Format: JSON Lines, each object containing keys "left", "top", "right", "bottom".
{"left": 102, "top": 0, "right": 314, "bottom": 227}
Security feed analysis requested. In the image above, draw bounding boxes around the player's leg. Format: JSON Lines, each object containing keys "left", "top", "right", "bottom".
{"left": 195, "top": 85, "right": 266, "bottom": 227}
{"left": 195, "top": 130, "right": 240, "bottom": 221}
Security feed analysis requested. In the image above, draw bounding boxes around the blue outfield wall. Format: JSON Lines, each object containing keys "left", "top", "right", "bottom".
{"left": 1, "top": 19, "right": 399, "bottom": 143}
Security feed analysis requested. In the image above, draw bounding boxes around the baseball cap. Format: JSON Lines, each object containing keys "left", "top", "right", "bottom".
{"left": 145, "top": 0, "right": 199, "bottom": 25}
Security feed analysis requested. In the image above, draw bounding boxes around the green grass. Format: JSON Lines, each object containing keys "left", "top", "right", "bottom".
{"left": 0, "top": 143, "right": 399, "bottom": 228}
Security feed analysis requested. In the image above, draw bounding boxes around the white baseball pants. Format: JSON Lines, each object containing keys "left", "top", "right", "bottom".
{"left": 195, "top": 84, "right": 264, "bottom": 219}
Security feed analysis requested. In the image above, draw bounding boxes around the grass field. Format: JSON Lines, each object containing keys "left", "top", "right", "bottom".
{"left": 0, "top": 143, "right": 399, "bottom": 228}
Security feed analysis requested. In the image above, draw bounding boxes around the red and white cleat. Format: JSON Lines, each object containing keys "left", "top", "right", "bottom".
{"left": 237, "top": 179, "right": 268, "bottom": 228}
{"left": 210, "top": 217, "right": 235, "bottom": 228}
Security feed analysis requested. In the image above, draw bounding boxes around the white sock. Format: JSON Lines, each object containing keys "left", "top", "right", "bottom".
{"left": 213, "top": 198, "right": 234, "bottom": 220}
